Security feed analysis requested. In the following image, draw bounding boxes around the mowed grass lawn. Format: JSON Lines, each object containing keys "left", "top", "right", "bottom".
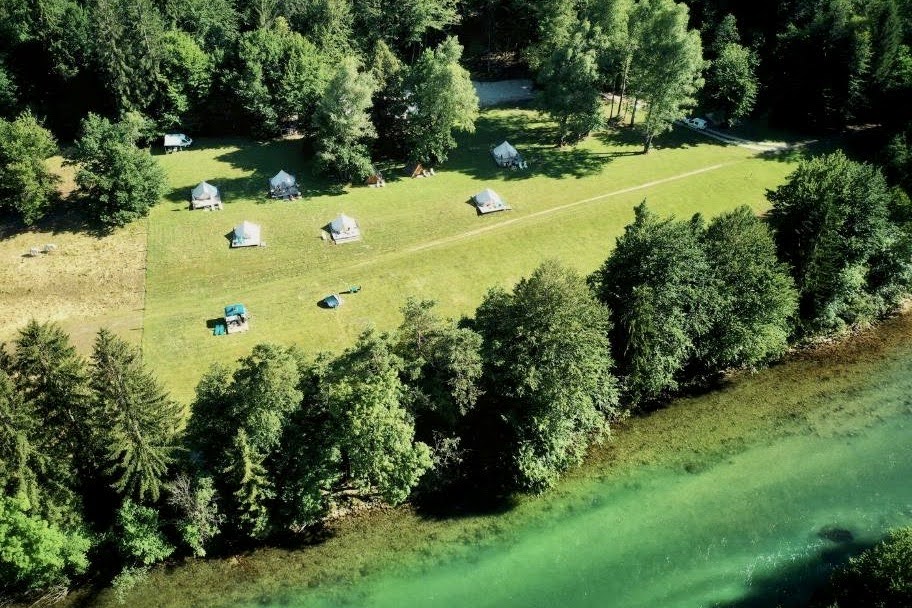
{"left": 145, "top": 107, "right": 799, "bottom": 400}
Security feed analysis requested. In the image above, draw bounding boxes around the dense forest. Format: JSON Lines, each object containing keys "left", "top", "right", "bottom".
{"left": 4, "top": 0, "right": 912, "bottom": 603}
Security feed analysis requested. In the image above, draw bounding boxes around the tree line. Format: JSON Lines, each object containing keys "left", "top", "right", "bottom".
{"left": 5, "top": 0, "right": 912, "bottom": 229}
{"left": 2, "top": 151, "right": 911, "bottom": 598}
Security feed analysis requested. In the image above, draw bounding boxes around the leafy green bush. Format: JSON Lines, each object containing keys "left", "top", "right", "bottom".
{"left": 829, "top": 527, "right": 912, "bottom": 607}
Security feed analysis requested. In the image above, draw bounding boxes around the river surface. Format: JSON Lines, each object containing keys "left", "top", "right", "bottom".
{"left": 255, "top": 335, "right": 912, "bottom": 608}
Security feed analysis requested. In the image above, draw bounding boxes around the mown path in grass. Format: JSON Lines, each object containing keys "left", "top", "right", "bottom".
{"left": 75, "top": 309, "right": 912, "bottom": 608}
{"left": 143, "top": 108, "right": 800, "bottom": 401}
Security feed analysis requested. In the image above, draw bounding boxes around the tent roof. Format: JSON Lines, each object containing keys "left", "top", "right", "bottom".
{"left": 270, "top": 170, "right": 296, "bottom": 188}
{"left": 164, "top": 134, "right": 191, "bottom": 146}
{"left": 192, "top": 181, "right": 218, "bottom": 199}
{"left": 330, "top": 213, "right": 358, "bottom": 233}
{"left": 234, "top": 221, "right": 260, "bottom": 239}
{"left": 225, "top": 303, "right": 247, "bottom": 317}
{"left": 492, "top": 141, "right": 518, "bottom": 160}
{"left": 474, "top": 188, "right": 503, "bottom": 206}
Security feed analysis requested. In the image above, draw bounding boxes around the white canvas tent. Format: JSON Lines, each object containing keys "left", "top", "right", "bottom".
{"left": 164, "top": 134, "right": 192, "bottom": 151}
{"left": 329, "top": 213, "right": 361, "bottom": 243}
{"left": 270, "top": 170, "right": 295, "bottom": 189}
{"left": 190, "top": 181, "right": 222, "bottom": 209}
{"left": 473, "top": 188, "right": 511, "bottom": 214}
{"left": 232, "top": 221, "right": 261, "bottom": 247}
{"left": 491, "top": 141, "right": 519, "bottom": 167}
{"left": 269, "top": 170, "right": 300, "bottom": 198}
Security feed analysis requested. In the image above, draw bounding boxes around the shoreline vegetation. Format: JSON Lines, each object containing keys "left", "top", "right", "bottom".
{"left": 56, "top": 307, "right": 912, "bottom": 608}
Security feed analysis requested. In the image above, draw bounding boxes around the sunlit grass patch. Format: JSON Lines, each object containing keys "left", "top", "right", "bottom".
{"left": 143, "top": 108, "right": 797, "bottom": 400}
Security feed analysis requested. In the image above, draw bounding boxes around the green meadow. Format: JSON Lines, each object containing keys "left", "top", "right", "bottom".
{"left": 145, "top": 107, "right": 798, "bottom": 400}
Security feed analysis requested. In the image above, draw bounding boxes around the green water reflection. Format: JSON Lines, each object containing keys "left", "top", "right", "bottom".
{"left": 267, "top": 355, "right": 912, "bottom": 608}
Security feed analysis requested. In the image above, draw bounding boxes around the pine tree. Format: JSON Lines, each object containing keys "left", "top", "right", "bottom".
{"left": 222, "top": 429, "right": 273, "bottom": 539}
{"left": 91, "top": 329, "right": 180, "bottom": 502}
{"left": 0, "top": 369, "right": 38, "bottom": 503}
{"left": 10, "top": 321, "right": 94, "bottom": 526}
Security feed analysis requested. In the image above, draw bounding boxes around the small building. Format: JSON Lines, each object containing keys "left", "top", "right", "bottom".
{"left": 473, "top": 188, "right": 511, "bottom": 214}
{"left": 231, "top": 221, "right": 262, "bottom": 247}
{"left": 269, "top": 170, "right": 301, "bottom": 199}
{"left": 164, "top": 134, "right": 192, "bottom": 152}
{"left": 223, "top": 303, "right": 249, "bottom": 334}
{"left": 492, "top": 141, "right": 520, "bottom": 167}
{"left": 190, "top": 181, "right": 222, "bottom": 210}
{"left": 329, "top": 213, "right": 361, "bottom": 243}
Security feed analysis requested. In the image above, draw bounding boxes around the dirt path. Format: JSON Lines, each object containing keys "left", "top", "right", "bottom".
{"left": 676, "top": 121, "right": 817, "bottom": 152}
{"left": 344, "top": 160, "right": 742, "bottom": 272}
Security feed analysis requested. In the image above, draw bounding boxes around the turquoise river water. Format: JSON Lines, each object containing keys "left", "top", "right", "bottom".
{"left": 255, "top": 339, "right": 912, "bottom": 608}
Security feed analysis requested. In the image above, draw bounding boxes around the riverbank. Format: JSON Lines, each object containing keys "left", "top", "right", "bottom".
{"left": 62, "top": 312, "right": 912, "bottom": 607}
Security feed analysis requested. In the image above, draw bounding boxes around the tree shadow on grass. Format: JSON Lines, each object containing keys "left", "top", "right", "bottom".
{"left": 0, "top": 198, "right": 111, "bottom": 240}
{"left": 214, "top": 138, "right": 344, "bottom": 200}
{"left": 446, "top": 111, "right": 616, "bottom": 181}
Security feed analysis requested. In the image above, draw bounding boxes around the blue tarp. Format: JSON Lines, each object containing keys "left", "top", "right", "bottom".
{"left": 225, "top": 303, "right": 247, "bottom": 317}
{"left": 323, "top": 294, "right": 341, "bottom": 308}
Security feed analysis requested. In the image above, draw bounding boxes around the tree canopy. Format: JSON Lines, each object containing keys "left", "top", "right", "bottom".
{"left": 0, "top": 113, "right": 59, "bottom": 225}
{"left": 70, "top": 113, "right": 167, "bottom": 228}
{"left": 475, "top": 261, "right": 620, "bottom": 491}
{"left": 768, "top": 151, "right": 912, "bottom": 335}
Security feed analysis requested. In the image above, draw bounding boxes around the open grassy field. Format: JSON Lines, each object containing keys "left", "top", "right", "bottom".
{"left": 0, "top": 158, "right": 146, "bottom": 351}
{"left": 145, "top": 107, "right": 800, "bottom": 400}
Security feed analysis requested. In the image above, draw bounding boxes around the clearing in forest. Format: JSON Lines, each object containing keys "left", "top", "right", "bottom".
{"left": 142, "top": 107, "right": 801, "bottom": 400}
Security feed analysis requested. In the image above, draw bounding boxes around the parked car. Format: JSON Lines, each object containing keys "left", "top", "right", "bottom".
{"left": 683, "top": 117, "right": 708, "bottom": 130}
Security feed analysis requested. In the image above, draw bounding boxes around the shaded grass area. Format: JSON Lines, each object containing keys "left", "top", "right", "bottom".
{"left": 64, "top": 311, "right": 912, "bottom": 608}
{"left": 143, "top": 108, "right": 799, "bottom": 401}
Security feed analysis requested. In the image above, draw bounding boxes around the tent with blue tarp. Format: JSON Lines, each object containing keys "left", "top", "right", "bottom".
{"left": 225, "top": 304, "right": 247, "bottom": 317}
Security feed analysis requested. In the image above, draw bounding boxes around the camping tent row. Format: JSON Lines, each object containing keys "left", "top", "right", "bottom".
{"left": 269, "top": 170, "right": 301, "bottom": 199}
{"left": 492, "top": 141, "right": 526, "bottom": 168}
{"left": 473, "top": 188, "right": 511, "bottom": 214}
{"left": 231, "top": 214, "right": 361, "bottom": 249}
{"left": 190, "top": 181, "right": 223, "bottom": 210}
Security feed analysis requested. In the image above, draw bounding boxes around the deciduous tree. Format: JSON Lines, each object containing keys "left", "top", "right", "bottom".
{"left": 631, "top": 0, "right": 704, "bottom": 152}
{"left": 537, "top": 20, "right": 605, "bottom": 145}
{"left": 0, "top": 494, "right": 90, "bottom": 592}
{"left": 768, "top": 152, "right": 912, "bottom": 335}
{"left": 706, "top": 42, "right": 758, "bottom": 126}
{"left": 404, "top": 36, "right": 478, "bottom": 164}
{"left": 589, "top": 202, "right": 716, "bottom": 405}
{"left": 313, "top": 57, "right": 376, "bottom": 182}
{"left": 699, "top": 206, "right": 797, "bottom": 373}
{"left": 71, "top": 113, "right": 166, "bottom": 228}
{"left": 0, "top": 112, "right": 60, "bottom": 225}
{"left": 475, "top": 262, "right": 620, "bottom": 491}
{"left": 324, "top": 330, "right": 432, "bottom": 503}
